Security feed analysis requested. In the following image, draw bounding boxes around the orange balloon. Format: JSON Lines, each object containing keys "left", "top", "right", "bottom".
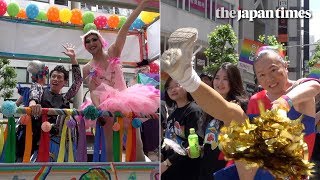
{"left": 70, "top": 9, "right": 82, "bottom": 25}
{"left": 17, "top": 9, "right": 27, "bottom": 19}
{"left": 108, "top": 15, "right": 119, "bottom": 29}
{"left": 47, "top": 6, "right": 59, "bottom": 22}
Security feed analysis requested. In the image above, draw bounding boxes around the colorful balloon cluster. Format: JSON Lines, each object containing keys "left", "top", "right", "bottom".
{"left": 0, "top": 0, "right": 160, "bottom": 32}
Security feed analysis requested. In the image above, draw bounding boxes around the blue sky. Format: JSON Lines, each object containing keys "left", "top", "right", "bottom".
{"left": 310, "top": 0, "right": 320, "bottom": 41}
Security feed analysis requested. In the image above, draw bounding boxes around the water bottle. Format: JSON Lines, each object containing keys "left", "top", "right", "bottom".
{"left": 188, "top": 128, "right": 200, "bottom": 158}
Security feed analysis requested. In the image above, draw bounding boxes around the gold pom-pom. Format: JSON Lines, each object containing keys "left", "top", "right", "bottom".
{"left": 219, "top": 108, "right": 314, "bottom": 179}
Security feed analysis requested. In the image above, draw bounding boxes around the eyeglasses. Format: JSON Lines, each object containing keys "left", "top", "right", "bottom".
{"left": 165, "top": 83, "right": 181, "bottom": 91}
{"left": 85, "top": 38, "right": 98, "bottom": 44}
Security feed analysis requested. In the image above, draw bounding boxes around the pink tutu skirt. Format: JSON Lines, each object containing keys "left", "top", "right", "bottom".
{"left": 82, "top": 84, "right": 160, "bottom": 115}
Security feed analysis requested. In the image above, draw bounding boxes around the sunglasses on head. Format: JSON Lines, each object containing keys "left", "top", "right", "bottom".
{"left": 85, "top": 38, "right": 99, "bottom": 44}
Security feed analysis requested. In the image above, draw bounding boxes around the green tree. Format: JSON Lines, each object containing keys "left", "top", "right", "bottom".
{"left": 308, "top": 41, "right": 320, "bottom": 67}
{"left": 204, "top": 24, "right": 238, "bottom": 74}
{"left": 0, "top": 58, "right": 17, "bottom": 99}
{"left": 257, "top": 35, "right": 288, "bottom": 61}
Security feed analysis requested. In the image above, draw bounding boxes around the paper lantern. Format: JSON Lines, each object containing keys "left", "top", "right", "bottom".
{"left": 94, "top": 15, "right": 107, "bottom": 29}
{"left": 130, "top": 18, "right": 145, "bottom": 30}
{"left": 82, "top": 11, "right": 94, "bottom": 25}
{"left": 140, "top": 11, "right": 159, "bottom": 24}
{"left": 149, "top": 62, "right": 159, "bottom": 73}
{"left": 0, "top": 0, "right": 7, "bottom": 16}
{"left": 7, "top": 2, "right": 19, "bottom": 17}
{"left": 59, "top": 8, "right": 72, "bottom": 23}
{"left": 83, "top": 23, "right": 97, "bottom": 33}
{"left": 117, "top": 16, "right": 127, "bottom": 29}
{"left": 26, "top": 3, "right": 39, "bottom": 19}
{"left": 36, "top": 10, "right": 47, "bottom": 21}
{"left": 17, "top": 9, "right": 27, "bottom": 19}
{"left": 70, "top": 9, "right": 82, "bottom": 25}
{"left": 47, "top": 6, "right": 59, "bottom": 22}
{"left": 107, "top": 15, "right": 119, "bottom": 29}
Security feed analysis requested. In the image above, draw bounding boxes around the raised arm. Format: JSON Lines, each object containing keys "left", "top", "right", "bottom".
{"left": 272, "top": 79, "right": 320, "bottom": 116}
{"left": 286, "top": 79, "right": 320, "bottom": 105}
{"left": 160, "top": 27, "right": 255, "bottom": 180}
{"left": 108, "top": 0, "right": 156, "bottom": 58}
{"left": 64, "top": 65, "right": 82, "bottom": 101}
{"left": 191, "top": 82, "right": 247, "bottom": 125}
{"left": 160, "top": 28, "right": 247, "bottom": 125}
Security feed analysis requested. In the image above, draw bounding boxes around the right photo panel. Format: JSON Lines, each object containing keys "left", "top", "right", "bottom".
{"left": 160, "top": 0, "right": 320, "bottom": 179}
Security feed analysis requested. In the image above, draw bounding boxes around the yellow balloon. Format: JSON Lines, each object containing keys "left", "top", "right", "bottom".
{"left": 140, "top": 11, "right": 159, "bottom": 24}
{"left": 59, "top": 8, "right": 72, "bottom": 23}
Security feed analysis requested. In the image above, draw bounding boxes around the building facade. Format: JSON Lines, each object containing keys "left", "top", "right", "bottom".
{"left": 161, "top": 0, "right": 239, "bottom": 73}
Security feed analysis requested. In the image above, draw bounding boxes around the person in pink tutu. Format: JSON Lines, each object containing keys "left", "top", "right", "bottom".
{"left": 81, "top": 0, "right": 160, "bottom": 162}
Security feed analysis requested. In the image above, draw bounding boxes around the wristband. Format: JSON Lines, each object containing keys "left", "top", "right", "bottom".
{"left": 281, "top": 95, "right": 293, "bottom": 109}
{"left": 179, "top": 69, "right": 201, "bottom": 93}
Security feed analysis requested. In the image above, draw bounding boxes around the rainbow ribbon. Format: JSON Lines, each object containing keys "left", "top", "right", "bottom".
{"left": 5, "top": 117, "right": 16, "bottom": 163}
{"left": 34, "top": 166, "right": 52, "bottom": 180}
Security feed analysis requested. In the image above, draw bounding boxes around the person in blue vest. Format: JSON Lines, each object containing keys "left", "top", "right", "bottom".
{"left": 160, "top": 27, "right": 320, "bottom": 179}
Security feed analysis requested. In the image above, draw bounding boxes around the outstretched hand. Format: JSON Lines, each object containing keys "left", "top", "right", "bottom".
{"left": 62, "top": 43, "right": 78, "bottom": 65}
{"left": 160, "top": 27, "right": 198, "bottom": 83}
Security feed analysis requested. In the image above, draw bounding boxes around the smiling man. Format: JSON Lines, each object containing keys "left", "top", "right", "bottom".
{"left": 24, "top": 44, "right": 83, "bottom": 162}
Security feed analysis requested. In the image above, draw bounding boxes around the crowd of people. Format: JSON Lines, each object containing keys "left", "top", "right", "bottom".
{"left": 160, "top": 27, "right": 320, "bottom": 179}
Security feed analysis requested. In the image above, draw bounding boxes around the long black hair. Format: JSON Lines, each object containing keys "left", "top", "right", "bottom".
{"left": 198, "top": 63, "right": 248, "bottom": 137}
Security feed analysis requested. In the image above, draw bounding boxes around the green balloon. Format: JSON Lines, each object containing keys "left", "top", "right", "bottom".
{"left": 7, "top": 2, "right": 19, "bottom": 17}
{"left": 36, "top": 10, "right": 47, "bottom": 21}
{"left": 83, "top": 23, "right": 97, "bottom": 33}
{"left": 117, "top": 16, "right": 127, "bottom": 29}
{"left": 82, "top": 11, "right": 95, "bottom": 25}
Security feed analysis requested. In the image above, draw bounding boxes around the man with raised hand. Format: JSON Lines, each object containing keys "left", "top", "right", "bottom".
{"left": 160, "top": 27, "right": 320, "bottom": 179}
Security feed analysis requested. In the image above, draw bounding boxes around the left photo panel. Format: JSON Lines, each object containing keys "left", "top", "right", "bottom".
{"left": 0, "top": 0, "right": 160, "bottom": 179}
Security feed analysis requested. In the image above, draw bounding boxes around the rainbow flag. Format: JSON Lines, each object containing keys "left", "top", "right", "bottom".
{"left": 240, "top": 39, "right": 264, "bottom": 65}
{"left": 308, "top": 68, "right": 320, "bottom": 79}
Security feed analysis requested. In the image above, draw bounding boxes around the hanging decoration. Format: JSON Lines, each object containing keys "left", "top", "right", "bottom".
{"left": 26, "top": 3, "right": 39, "bottom": 19}
{"left": 0, "top": 0, "right": 7, "bottom": 16}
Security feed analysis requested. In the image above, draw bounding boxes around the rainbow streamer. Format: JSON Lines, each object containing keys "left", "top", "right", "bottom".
{"left": 113, "top": 117, "right": 120, "bottom": 162}
{"left": 5, "top": 117, "right": 16, "bottom": 163}
{"left": 34, "top": 166, "right": 52, "bottom": 180}
{"left": 119, "top": 117, "right": 123, "bottom": 161}
{"left": 68, "top": 128, "right": 74, "bottom": 162}
{"left": 125, "top": 124, "right": 133, "bottom": 162}
{"left": 57, "top": 115, "right": 69, "bottom": 162}
{"left": 22, "top": 115, "right": 32, "bottom": 163}
{"left": 0, "top": 124, "right": 4, "bottom": 156}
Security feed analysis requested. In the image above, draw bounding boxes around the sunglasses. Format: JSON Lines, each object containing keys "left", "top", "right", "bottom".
{"left": 85, "top": 38, "right": 98, "bottom": 44}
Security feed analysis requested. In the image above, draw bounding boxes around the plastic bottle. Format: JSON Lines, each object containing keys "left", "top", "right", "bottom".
{"left": 188, "top": 128, "right": 200, "bottom": 158}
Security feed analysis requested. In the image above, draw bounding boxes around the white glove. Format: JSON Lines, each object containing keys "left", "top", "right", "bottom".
{"left": 160, "top": 27, "right": 201, "bottom": 92}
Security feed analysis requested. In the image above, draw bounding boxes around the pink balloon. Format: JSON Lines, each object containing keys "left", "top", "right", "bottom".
{"left": 94, "top": 15, "right": 108, "bottom": 29}
{"left": 0, "top": 0, "right": 7, "bottom": 16}
{"left": 149, "top": 62, "right": 159, "bottom": 73}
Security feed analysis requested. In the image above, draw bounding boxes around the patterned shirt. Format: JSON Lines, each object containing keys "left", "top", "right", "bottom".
{"left": 29, "top": 65, "right": 82, "bottom": 104}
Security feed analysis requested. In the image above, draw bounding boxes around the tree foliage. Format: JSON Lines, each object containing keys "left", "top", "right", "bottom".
{"left": 0, "top": 58, "right": 17, "bottom": 99}
{"left": 257, "top": 35, "right": 288, "bottom": 61}
{"left": 204, "top": 24, "right": 238, "bottom": 75}
{"left": 309, "top": 41, "right": 320, "bottom": 67}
